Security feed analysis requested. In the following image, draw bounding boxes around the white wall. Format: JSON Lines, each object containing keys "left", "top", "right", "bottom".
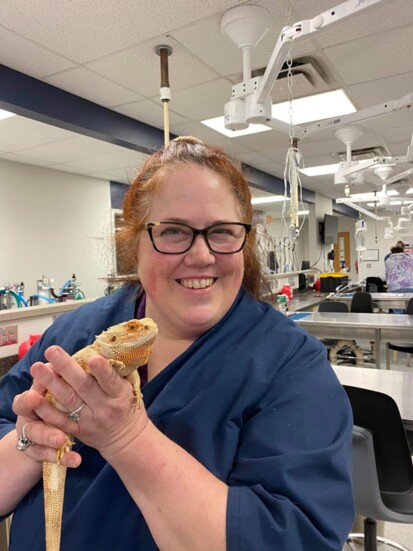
{"left": 0, "top": 159, "right": 115, "bottom": 300}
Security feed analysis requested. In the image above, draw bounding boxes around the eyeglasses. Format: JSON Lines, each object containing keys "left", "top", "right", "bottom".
{"left": 144, "top": 221, "right": 251, "bottom": 255}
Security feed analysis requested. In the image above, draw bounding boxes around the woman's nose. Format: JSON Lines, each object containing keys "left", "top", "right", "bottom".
{"left": 185, "top": 234, "right": 215, "bottom": 263}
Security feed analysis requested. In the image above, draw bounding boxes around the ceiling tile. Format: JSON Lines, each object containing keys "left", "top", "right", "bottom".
{"left": 0, "top": 26, "right": 75, "bottom": 78}
{"left": 323, "top": 24, "right": 413, "bottom": 85}
{"left": 115, "top": 99, "right": 189, "bottom": 129}
{"left": 44, "top": 67, "right": 143, "bottom": 107}
{"left": 169, "top": 121, "right": 226, "bottom": 143}
{"left": 169, "top": 78, "right": 233, "bottom": 120}
{"left": 16, "top": 135, "right": 126, "bottom": 163}
{"left": 0, "top": 117, "right": 74, "bottom": 152}
{"left": 0, "top": 0, "right": 245, "bottom": 63}
{"left": 171, "top": 0, "right": 316, "bottom": 79}
{"left": 87, "top": 37, "right": 219, "bottom": 98}
{"left": 208, "top": 138, "right": 252, "bottom": 156}
{"left": 60, "top": 149, "right": 147, "bottom": 172}
{"left": 0, "top": 152, "right": 56, "bottom": 167}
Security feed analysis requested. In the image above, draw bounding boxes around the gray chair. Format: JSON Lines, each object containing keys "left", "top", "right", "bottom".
{"left": 318, "top": 301, "right": 364, "bottom": 365}
{"left": 344, "top": 386, "right": 413, "bottom": 551}
{"left": 386, "top": 297, "right": 413, "bottom": 369}
{"left": 350, "top": 292, "right": 377, "bottom": 363}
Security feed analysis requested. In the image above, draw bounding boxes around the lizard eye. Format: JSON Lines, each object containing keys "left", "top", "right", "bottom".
{"left": 111, "top": 335, "right": 117, "bottom": 342}
{"left": 129, "top": 323, "right": 136, "bottom": 330}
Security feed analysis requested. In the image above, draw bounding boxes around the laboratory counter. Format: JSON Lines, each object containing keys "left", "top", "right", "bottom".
{"left": 286, "top": 290, "right": 330, "bottom": 312}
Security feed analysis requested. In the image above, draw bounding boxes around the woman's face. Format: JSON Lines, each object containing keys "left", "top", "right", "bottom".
{"left": 137, "top": 163, "right": 245, "bottom": 339}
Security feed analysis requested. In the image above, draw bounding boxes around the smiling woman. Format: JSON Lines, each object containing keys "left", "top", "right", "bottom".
{"left": 0, "top": 136, "right": 354, "bottom": 551}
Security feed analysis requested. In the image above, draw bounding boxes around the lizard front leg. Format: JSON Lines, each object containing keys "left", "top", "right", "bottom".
{"left": 109, "top": 360, "right": 143, "bottom": 409}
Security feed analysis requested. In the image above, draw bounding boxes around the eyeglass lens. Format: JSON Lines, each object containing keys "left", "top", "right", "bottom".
{"left": 149, "top": 222, "right": 248, "bottom": 254}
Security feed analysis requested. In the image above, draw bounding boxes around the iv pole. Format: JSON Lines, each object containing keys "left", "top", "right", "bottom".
{"left": 155, "top": 45, "right": 173, "bottom": 146}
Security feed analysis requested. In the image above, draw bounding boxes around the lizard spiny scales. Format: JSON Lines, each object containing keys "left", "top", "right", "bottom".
{"left": 43, "top": 318, "right": 158, "bottom": 551}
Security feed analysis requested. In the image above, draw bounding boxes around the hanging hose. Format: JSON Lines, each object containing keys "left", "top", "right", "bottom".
{"left": 155, "top": 45, "right": 173, "bottom": 146}
{"left": 10, "top": 290, "right": 23, "bottom": 308}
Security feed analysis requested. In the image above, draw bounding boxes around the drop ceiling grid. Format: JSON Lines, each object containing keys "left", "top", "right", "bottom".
{"left": 323, "top": 24, "right": 413, "bottom": 85}
{"left": 115, "top": 99, "right": 190, "bottom": 129}
{"left": 0, "top": 26, "right": 76, "bottom": 78}
{"left": 347, "top": 72, "right": 413, "bottom": 109}
{"left": 0, "top": 118, "right": 75, "bottom": 152}
{"left": 0, "top": 0, "right": 245, "bottom": 64}
{"left": 85, "top": 37, "right": 221, "bottom": 99}
{"left": 44, "top": 67, "right": 144, "bottom": 108}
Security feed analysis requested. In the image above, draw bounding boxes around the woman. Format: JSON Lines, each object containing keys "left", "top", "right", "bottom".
{"left": 385, "top": 242, "right": 413, "bottom": 292}
{"left": 0, "top": 137, "right": 354, "bottom": 550}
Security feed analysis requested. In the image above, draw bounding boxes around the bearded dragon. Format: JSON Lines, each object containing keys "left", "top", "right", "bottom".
{"left": 43, "top": 318, "right": 158, "bottom": 551}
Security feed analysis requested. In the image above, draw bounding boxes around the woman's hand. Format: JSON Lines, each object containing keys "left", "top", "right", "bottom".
{"left": 12, "top": 372, "right": 82, "bottom": 468}
{"left": 27, "top": 346, "right": 149, "bottom": 462}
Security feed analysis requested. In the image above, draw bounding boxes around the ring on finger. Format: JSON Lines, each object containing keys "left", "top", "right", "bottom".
{"left": 66, "top": 402, "right": 86, "bottom": 422}
{"left": 17, "top": 423, "right": 32, "bottom": 451}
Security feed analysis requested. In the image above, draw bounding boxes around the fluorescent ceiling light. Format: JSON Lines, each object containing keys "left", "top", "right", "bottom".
{"left": 300, "top": 163, "right": 339, "bottom": 177}
{"left": 272, "top": 89, "right": 356, "bottom": 125}
{"left": 251, "top": 196, "right": 288, "bottom": 205}
{"left": 201, "top": 116, "right": 271, "bottom": 138}
{"left": 407, "top": 188, "right": 413, "bottom": 195}
{"left": 349, "top": 190, "right": 398, "bottom": 202}
{"left": 0, "top": 109, "right": 16, "bottom": 121}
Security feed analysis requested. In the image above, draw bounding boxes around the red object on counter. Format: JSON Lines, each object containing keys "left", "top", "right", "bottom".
{"left": 280, "top": 284, "right": 292, "bottom": 300}
{"left": 18, "top": 334, "right": 42, "bottom": 360}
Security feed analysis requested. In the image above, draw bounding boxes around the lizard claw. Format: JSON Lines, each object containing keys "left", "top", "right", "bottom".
{"left": 56, "top": 436, "right": 74, "bottom": 465}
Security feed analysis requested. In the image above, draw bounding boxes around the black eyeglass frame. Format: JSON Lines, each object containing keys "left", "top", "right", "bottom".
{"left": 144, "top": 221, "right": 252, "bottom": 255}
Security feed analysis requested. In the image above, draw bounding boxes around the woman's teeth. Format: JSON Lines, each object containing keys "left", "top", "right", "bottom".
{"left": 179, "top": 278, "right": 215, "bottom": 289}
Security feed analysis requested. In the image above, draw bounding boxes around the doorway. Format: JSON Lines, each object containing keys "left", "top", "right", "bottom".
{"left": 333, "top": 231, "right": 351, "bottom": 272}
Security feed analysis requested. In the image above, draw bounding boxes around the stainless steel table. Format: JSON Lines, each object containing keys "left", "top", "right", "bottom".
{"left": 330, "top": 292, "right": 413, "bottom": 311}
{"left": 289, "top": 311, "right": 413, "bottom": 370}
{"left": 333, "top": 365, "right": 413, "bottom": 428}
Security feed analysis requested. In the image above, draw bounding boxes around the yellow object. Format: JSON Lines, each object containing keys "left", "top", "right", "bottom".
{"left": 320, "top": 272, "right": 346, "bottom": 278}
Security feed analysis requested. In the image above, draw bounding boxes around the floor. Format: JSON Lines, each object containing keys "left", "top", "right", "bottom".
{"left": 341, "top": 343, "right": 413, "bottom": 551}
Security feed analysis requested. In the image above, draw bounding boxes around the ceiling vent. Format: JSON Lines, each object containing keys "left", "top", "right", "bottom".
{"left": 244, "top": 57, "right": 329, "bottom": 103}
{"left": 332, "top": 145, "right": 390, "bottom": 162}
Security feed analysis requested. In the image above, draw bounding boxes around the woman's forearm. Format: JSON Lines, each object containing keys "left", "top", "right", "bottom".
{"left": 103, "top": 421, "right": 228, "bottom": 551}
{"left": 0, "top": 431, "right": 42, "bottom": 516}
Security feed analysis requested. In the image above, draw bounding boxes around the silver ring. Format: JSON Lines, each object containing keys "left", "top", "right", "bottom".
{"left": 66, "top": 402, "right": 86, "bottom": 422}
{"left": 17, "top": 424, "right": 32, "bottom": 451}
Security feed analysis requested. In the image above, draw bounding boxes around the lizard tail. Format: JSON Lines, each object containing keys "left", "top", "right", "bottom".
{"left": 43, "top": 461, "right": 67, "bottom": 551}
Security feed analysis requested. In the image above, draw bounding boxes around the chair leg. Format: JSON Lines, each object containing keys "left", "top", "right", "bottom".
{"left": 346, "top": 522, "right": 412, "bottom": 551}
{"left": 386, "top": 344, "right": 391, "bottom": 370}
{"left": 365, "top": 517, "right": 377, "bottom": 551}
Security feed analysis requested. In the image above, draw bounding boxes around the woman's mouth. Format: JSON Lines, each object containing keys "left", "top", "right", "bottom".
{"left": 177, "top": 278, "right": 216, "bottom": 289}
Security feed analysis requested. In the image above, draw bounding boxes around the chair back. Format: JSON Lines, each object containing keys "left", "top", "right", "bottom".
{"left": 406, "top": 297, "right": 413, "bottom": 315}
{"left": 344, "top": 385, "right": 413, "bottom": 492}
{"left": 350, "top": 292, "right": 374, "bottom": 313}
{"left": 318, "top": 301, "right": 349, "bottom": 313}
{"left": 366, "top": 277, "right": 386, "bottom": 293}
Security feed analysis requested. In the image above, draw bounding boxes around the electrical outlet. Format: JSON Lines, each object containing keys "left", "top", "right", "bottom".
{"left": 0, "top": 325, "right": 18, "bottom": 346}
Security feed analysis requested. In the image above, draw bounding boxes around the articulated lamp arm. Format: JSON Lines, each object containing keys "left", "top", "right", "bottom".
{"left": 224, "top": 0, "right": 386, "bottom": 132}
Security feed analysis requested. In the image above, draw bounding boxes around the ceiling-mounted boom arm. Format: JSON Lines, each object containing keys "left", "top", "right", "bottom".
{"left": 223, "top": 0, "right": 385, "bottom": 131}
{"left": 255, "top": 0, "right": 383, "bottom": 105}
{"left": 299, "top": 93, "right": 413, "bottom": 139}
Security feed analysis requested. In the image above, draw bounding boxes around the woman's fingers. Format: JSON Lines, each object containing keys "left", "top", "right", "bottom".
{"left": 86, "top": 354, "right": 131, "bottom": 400}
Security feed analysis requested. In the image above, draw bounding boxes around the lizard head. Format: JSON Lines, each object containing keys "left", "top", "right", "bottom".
{"left": 95, "top": 318, "right": 158, "bottom": 367}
